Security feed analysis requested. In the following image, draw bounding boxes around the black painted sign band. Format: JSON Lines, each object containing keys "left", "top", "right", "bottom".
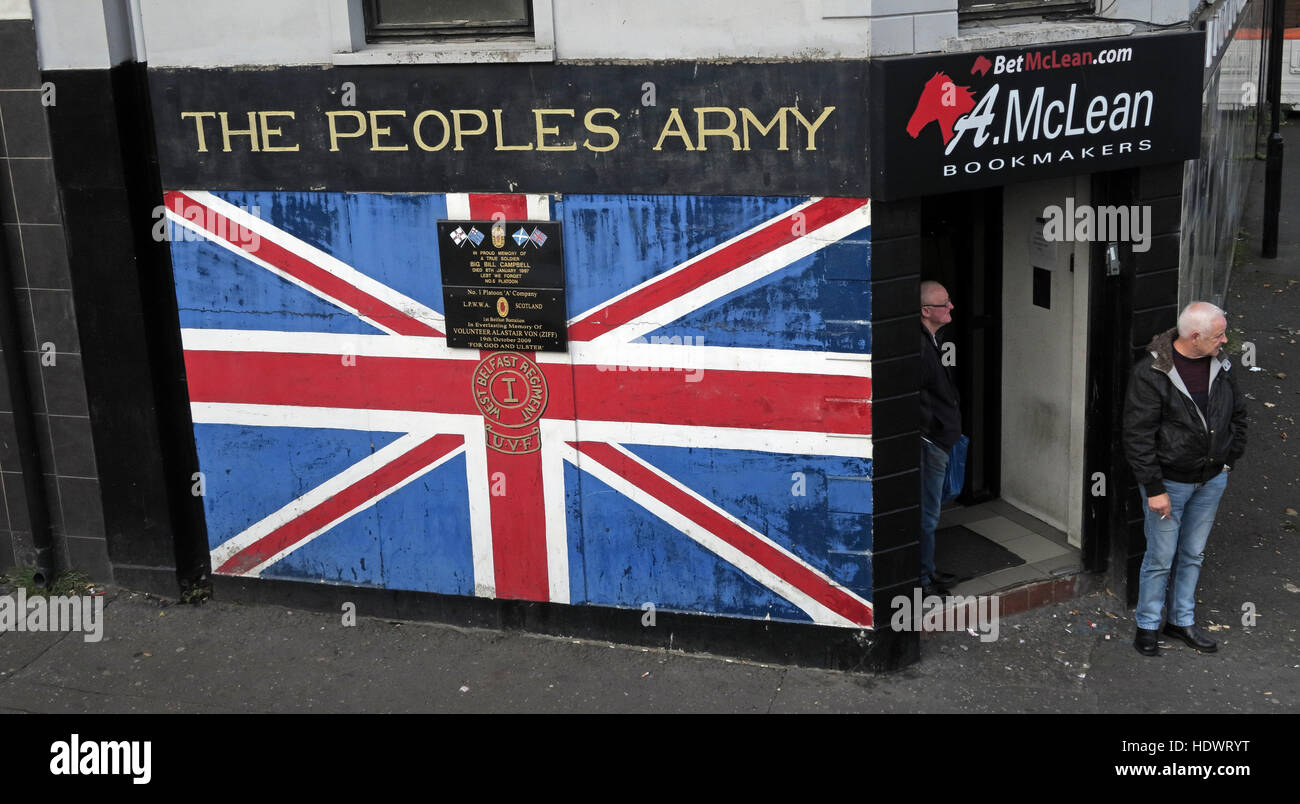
{"left": 149, "top": 63, "right": 869, "bottom": 197}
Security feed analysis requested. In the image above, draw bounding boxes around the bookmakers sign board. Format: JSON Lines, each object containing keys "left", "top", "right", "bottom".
{"left": 870, "top": 31, "right": 1205, "bottom": 200}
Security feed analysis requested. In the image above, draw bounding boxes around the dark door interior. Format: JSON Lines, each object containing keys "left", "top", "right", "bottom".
{"left": 920, "top": 187, "right": 1003, "bottom": 504}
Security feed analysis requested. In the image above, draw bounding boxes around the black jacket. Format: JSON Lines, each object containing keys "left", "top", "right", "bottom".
{"left": 1122, "top": 328, "right": 1248, "bottom": 496}
{"left": 920, "top": 324, "right": 961, "bottom": 450}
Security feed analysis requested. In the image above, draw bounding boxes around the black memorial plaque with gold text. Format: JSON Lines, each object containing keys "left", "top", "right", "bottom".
{"left": 438, "top": 220, "right": 567, "bottom": 352}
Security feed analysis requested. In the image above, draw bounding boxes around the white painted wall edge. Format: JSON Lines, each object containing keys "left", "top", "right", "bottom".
{"left": 0, "top": 0, "right": 31, "bottom": 20}
{"left": 30, "top": 0, "right": 135, "bottom": 70}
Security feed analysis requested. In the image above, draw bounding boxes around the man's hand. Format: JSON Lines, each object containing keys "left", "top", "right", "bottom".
{"left": 1148, "top": 493, "right": 1172, "bottom": 519}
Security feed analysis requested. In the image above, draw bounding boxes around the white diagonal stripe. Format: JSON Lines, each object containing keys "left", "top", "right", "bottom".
{"left": 585, "top": 202, "right": 871, "bottom": 345}
{"left": 567, "top": 198, "right": 821, "bottom": 328}
{"left": 209, "top": 431, "right": 462, "bottom": 577}
{"left": 562, "top": 441, "right": 871, "bottom": 627}
{"left": 170, "top": 191, "right": 444, "bottom": 332}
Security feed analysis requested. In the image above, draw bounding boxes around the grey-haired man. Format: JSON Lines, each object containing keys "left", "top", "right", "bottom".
{"left": 1123, "top": 302, "right": 1247, "bottom": 656}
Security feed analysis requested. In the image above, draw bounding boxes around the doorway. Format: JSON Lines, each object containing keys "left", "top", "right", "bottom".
{"left": 920, "top": 176, "right": 1091, "bottom": 594}
{"left": 921, "top": 186, "right": 1001, "bottom": 503}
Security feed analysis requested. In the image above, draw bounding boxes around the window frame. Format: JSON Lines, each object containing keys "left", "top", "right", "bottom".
{"left": 958, "top": 0, "right": 1093, "bottom": 21}
{"left": 330, "top": 0, "right": 555, "bottom": 65}
{"left": 361, "top": 0, "right": 535, "bottom": 44}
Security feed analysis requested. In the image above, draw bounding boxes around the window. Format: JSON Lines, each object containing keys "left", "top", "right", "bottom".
{"left": 958, "top": 0, "right": 1091, "bottom": 19}
{"left": 363, "top": 0, "right": 534, "bottom": 43}
{"left": 332, "top": 0, "right": 555, "bottom": 65}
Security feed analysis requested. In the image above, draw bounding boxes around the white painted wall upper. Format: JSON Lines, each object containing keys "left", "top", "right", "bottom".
{"left": 31, "top": 0, "right": 135, "bottom": 69}
{"left": 27, "top": 0, "right": 1219, "bottom": 70}
{"left": 552, "top": 0, "right": 870, "bottom": 60}
{"left": 36, "top": 0, "right": 877, "bottom": 68}
{"left": 0, "top": 0, "right": 31, "bottom": 21}
{"left": 140, "top": 0, "right": 336, "bottom": 67}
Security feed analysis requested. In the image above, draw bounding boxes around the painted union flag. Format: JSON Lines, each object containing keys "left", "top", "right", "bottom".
{"left": 165, "top": 190, "right": 875, "bottom": 627}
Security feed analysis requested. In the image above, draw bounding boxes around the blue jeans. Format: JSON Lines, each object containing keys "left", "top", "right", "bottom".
{"left": 1136, "top": 471, "right": 1229, "bottom": 630}
{"left": 919, "top": 439, "right": 950, "bottom": 586}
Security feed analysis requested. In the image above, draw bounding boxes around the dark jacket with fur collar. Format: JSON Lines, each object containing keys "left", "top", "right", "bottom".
{"left": 1122, "top": 327, "right": 1248, "bottom": 496}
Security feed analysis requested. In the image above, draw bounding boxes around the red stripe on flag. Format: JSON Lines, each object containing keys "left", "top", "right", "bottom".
{"left": 182, "top": 350, "right": 579, "bottom": 418}
{"left": 465, "top": 192, "right": 553, "bottom": 602}
{"left": 165, "top": 191, "right": 442, "bottom": 337}
{"left": 572, "top": 441, "right": 873, "bottom": 627}
{"left": 216, "top": 433, "right": 464, "bottom": 575}
{"left": 185, "top": 351, "right": 483, "bottom": 414}
{"left": 567, "top": 197, "right": 869, "bottom": 342}
{"left": 571, "top": 365, "right": 871, "bottom": 435}
{"left": 485, "top": 446, "right": 550, "bottom": 601}
{"left": 183, "top": 349, "right": 865, "bottom": 434}
{"left": 467, "top": 194, "right": 530, "bottom": 220}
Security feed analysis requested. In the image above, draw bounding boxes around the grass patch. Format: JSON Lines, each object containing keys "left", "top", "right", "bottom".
{"left": 1, "top": 568, "right": 94, "bottom": 597}
{"left": 180, "top": 579, "right": 212, "bottom": 605}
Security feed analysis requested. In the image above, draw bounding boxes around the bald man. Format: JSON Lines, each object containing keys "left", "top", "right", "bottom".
{"left": 919, "top": 280, "right": 960, "bottom": 595}
{"left": 1123, "top": 302, "right": 1248, "bottom": 656}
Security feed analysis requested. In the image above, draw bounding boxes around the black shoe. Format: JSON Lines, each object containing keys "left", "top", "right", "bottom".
{"left": 921, "top": 582, "right": 951, "bottom": 598}
{"left": 1134, "top": 628, "right": 1159, "bottom": 656}
{"left": 1162, "top": 623, "right": 1218, "bottom": 652}
{"left": 932, "top": 569, "right": 959, "bottom": 585}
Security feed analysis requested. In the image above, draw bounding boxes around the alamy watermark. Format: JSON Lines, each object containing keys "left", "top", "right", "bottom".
{"left": 1042, "top": 198, "right": 1151, "bottom": 253}
{"left": 594, "top": 334, "right": 705, "bottom": 383}
{"left": 50, "top": 734, "right": 151, "bottom": 784}
{"left": 890, "top": 589, "right": 1000, "bottom": 642}
{"left": 0, "top": 589, "right": 103, "bottom": 643}
{"left": 152, "top": 202, "right": 261, "bottom": 250}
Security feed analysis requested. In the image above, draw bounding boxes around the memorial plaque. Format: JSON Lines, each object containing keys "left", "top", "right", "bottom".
{"left": 438, "top": 220, "right": 567, "bottom": 352}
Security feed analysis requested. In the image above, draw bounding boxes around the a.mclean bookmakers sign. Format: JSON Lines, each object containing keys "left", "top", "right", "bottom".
{"left": 870, "top": 31, "right": 1205, "bottom": 200}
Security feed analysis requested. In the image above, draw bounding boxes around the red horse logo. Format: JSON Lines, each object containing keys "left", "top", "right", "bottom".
{"left": 905, "top": 72, "right": 976, "bottom": 146}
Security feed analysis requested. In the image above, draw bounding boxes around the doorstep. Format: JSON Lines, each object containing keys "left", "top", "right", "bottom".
{"left": 980, "top": 570, "right": 1100, "bottom": 618}
{"left": 918, "top": 569, "right": 1101, "bottom": 635}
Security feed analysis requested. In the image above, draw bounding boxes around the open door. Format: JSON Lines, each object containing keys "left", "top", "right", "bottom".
{"left": 921, "top": 187, "right": 1002, "bottom": 504}
{"left": 920, "top": 177, "right": 1090, "bottom": 592}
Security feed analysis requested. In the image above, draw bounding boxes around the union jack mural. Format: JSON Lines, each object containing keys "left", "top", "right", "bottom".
{"left": 164, "top": 190, "right": 874, "bottom": 627}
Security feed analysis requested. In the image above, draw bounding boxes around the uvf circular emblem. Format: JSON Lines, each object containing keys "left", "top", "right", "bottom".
{"left": 473, "top": 351, "right": 548, "bottom": 454}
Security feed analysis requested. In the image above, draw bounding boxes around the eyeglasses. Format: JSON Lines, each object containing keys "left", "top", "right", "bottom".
{"left": 921, "top": 300, "right": 952, "bottom": 309}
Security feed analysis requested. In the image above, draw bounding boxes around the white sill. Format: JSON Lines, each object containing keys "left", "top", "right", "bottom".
{"left": 944, "top": 19, "right": 1138, "bottom": 52}
{"left": 332, "top": 39, "right": 555, "bottom": 65}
